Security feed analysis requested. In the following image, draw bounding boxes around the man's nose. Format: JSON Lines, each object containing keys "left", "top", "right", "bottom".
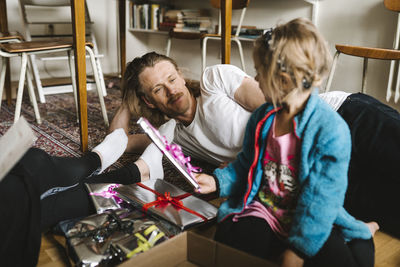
{"left": 165, "top": 84, "right": 178, "bottom": 96}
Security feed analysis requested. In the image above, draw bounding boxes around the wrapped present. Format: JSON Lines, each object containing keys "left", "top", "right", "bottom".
{"left": 112, "top": 224, "right": 168, "bottom": 260}
{"left": 65, "top": 209, "right": 171, "bottom": 266}
{"left": 85, "top": 183, "right": 125, "bottom": 214}
{"left": 115, "top": 179, "right": 218, "bottom": 230}
{"left": 137, "top": 117, "right": 201, "bottom": 189}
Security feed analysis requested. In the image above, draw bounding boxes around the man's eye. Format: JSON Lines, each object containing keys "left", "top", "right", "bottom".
{"left": 154, "top": 88, "right": 162, "bottom": 94}
{"left": 170, "top": 78, "right": 176, "bottom": 83}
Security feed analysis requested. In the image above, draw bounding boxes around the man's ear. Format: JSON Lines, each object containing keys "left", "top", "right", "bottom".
{"left": 141, "top": 95, "right": 156, "bottom": 109}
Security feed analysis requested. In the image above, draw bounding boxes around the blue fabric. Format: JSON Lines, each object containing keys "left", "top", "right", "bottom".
{"left": 213, "top": 89, "right": 372, "bottom": 257}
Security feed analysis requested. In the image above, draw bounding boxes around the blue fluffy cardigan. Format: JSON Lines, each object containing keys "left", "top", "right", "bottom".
{"left": 214, "top": 89, "right": 371, "bottom": 257}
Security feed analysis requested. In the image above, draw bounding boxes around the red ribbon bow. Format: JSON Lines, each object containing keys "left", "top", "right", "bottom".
{"left": 137, "top": 183, "right": 208, "bottom": 222}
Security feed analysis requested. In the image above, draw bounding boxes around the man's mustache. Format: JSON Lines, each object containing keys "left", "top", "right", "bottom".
{"left": 168, "top": 92, "right": 184, "bottom": 104}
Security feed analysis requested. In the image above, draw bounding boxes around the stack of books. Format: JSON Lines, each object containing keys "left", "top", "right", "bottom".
{"left": 160, "top": 9, "right": 212, "bottom": 33}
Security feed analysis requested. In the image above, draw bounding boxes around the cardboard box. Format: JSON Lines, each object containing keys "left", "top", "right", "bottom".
{"left": 120, "top": 231, "right": 277, "bottom": 267}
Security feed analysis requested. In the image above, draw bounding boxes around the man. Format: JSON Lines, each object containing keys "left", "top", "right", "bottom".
{"left": 110, "top": 52, "right": 400, "bottom": 237}
{"left": 110, "top": 52, "right": 265, "bottom": 180}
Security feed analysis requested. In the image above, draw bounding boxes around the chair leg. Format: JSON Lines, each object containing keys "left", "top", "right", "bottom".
{"left": 202, "top": 37, "right": 209, "bottom": 71}
{"left": 26, "top": 64, "right": 41, "bottom": 124}
{"left": 233, "top": 38, "right": 246, "bottom": 72}
{"left": 86, "top": 46, "right": 109, "bottom": 127}
{"left": 89, "top": 31, "right": 107, "bottom": 97}
{"left": 386, "top": 59, "right": 396, "bottom": 102}
{"left": 361, "top": 58, "right": 368, "bottom": 94}
{"left": 324, "top": 51, "right": 340, "bottom": 93}
{"left": 14, "top": 53, "right": 28, "bottom": 124}
{"left": 166, "top": 37, "right": 172, "bottom": 57}
{"left": 94, "top": 55, "right": 107, "bottom": 97}
{"left": 68, "top": 50, "right": 79, "bottom": 123}
{"left": 394, "top": 63, "right": 400, "bottom": 103}
{"left": 0, "top": 59, "right": 6, "bottom": 110}
{"left": 28, "top": 54, "right": 46, "bottom": 103}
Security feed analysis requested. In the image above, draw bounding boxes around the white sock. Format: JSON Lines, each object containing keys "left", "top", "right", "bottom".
{"left": 92, "top": 128, "right": 128, "bottom": 173}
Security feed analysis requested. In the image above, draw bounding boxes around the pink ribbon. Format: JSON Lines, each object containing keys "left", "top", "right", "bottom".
{"left": 90, "top": 184, "right": 123, "bottom": 204}
{"left": 144, "top": 118, "right": 202, "bottom": 179}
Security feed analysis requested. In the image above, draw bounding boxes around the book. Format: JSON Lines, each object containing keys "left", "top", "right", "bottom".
{"left": 0, "top": 117, "right": 37, "bottom": 181}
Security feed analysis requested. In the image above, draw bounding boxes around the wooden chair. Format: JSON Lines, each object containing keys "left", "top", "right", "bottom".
{"left": 166, "top": 0, "right": 250, "bottom": 72}
{"left": 18, "top": 0, "right": 107, "bottom": 103}
{"left": 325, "top": 0, "right": 400, "bottom": 103}
{"left": 0, "top": 39, "right": 109, "bottom": 126}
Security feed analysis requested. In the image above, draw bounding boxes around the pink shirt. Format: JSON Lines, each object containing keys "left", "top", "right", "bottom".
{"left": 233, "top": 118, "right": 301, "bottom": 237}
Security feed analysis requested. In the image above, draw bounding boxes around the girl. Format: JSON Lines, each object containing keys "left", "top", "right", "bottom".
{"left": 195, "top": 18, "right": 378, "bottom": 267}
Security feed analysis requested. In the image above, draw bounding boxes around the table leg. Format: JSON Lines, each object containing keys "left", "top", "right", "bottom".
{"left": 0, "top": 0, "right": 12, "bottom": 105}
{"left": 118, "top": 0, "right": 126, "bottom": 77}
{"left": 221, "top": 0, "right": 232, "bottom": 64}
{"left": 70, "top": 0, "right": 88, "bottom": 152}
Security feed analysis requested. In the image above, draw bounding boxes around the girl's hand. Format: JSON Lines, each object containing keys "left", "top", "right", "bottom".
{"left": 365, "top": 221, "right": 379, "bottom": 236}
{"left": 218, "top": 161, "right": 229, "bottom": 169}
{"left": 280, "top": 249, "right": 304, "bottom": 267}
{"left": 194, "top": 173, "right": 217, "bottom": 194}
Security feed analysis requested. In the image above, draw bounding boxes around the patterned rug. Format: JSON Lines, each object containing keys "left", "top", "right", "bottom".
{"left": 0, "top": 79, "right": 214, "bottom": 193}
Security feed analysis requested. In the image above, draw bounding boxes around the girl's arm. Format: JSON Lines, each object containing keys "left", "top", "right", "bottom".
{"left": 287, "top": 120, "right": 356, "bottom": 257}
{"left": 213, "top": 107, "right": 264, "bottom": 197}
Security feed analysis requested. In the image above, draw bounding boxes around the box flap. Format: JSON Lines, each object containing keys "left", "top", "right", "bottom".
{"left": 215, "top": 242, "right": 277, "bottom": 266}
{"left": 186, "top": 231, "right": 216, "bottom": 266}
{"left": 120, "top": 232, "right": 189, "bottom": 267}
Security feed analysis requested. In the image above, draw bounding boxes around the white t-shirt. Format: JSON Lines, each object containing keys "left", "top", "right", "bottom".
{"left": 140, "top": 64, "right": 252, "bottom": 179}
{"left": 319, "top": 91, "right": 351, "bottom": 111}
{"left": 140, "top": 65, "right": 352, "bottom": 180}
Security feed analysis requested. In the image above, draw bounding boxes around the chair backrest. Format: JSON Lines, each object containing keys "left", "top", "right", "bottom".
{"left": 18, "top": 0, "right": 93, "bottom": 41}
{"left": 20, "top": 0, "right": 70, "bottom": 7}
{"left": 384, "top": 0, "right": 400, "bottom": 12}
{"left": 211, "top": 0, "right": 250, "bottom": 37}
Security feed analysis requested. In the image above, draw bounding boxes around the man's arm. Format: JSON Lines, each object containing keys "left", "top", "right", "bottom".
{"left": 134, "top": 158, "right": 150, "bottom": 181}
{"left": 109, "top": 105, "right": 130, "bottom": 133}
{"left": 109, "top": 105, "right": 151, "bottom": 153}
{"left": 233, "top": 77, "right": 265, "bottom": 112}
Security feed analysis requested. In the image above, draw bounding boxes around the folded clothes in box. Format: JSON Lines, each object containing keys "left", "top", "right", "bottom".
{"left": 115, "top": 179, "right": 218, "bottom": 230}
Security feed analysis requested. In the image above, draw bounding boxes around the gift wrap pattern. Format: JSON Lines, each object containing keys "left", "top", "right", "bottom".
{"left": 65, "top": 209, "right": 170, "bottom": 266}
{"left": 115, "top": 179, "right": 218, "bottom": 230}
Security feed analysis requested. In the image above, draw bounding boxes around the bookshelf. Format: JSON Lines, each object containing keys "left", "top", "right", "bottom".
{"left": 127, "top": 1, "right": 264, "bottom": 41}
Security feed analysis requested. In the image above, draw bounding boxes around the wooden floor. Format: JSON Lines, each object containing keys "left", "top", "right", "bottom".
{"left": 38, "top": 229, "right": 400, "bottom": 266}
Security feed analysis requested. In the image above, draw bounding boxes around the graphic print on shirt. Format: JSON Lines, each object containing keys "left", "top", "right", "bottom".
{"left": 258, "top": 127, "right": 300, "bottom": 234}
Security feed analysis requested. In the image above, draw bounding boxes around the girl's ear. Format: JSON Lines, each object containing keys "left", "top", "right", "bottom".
{"left": 141, "top": 95, "right": 156, "bottom": 109}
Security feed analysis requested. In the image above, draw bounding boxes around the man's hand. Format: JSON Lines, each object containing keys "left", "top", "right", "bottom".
{"left": 109, "top": 105, "right": 151, "bottom": 153}
{"left": 194, "top": 173, "right": 217, "bottom": 194}
{"left": 280, "top": 249, "right": 304, "bottom": 267}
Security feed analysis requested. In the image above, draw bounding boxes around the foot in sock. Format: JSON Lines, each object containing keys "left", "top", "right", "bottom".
{"left": 92, "top": 128, "right": 128, "bottom": 173}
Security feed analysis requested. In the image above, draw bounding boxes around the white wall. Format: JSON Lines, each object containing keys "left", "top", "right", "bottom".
{"left": 4, "top": 0, "right": 400, "bottom": 109}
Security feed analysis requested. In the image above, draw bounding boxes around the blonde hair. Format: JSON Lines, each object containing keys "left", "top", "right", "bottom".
{"left": 253, "top": 18, "right": 332, "bottom": 106}
{"left": 122, "top": 52, "right": 200, "bottom": 127}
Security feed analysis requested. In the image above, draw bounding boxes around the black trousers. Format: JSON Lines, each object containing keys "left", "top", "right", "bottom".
{"left": 2, "top": 148, "right": 141, "bottom": 231}
{"left": 338, "top": 93, "right": 400, "bottom": 237}
{"left": 215, "top": 216, "right": 375, "bottom": 267}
